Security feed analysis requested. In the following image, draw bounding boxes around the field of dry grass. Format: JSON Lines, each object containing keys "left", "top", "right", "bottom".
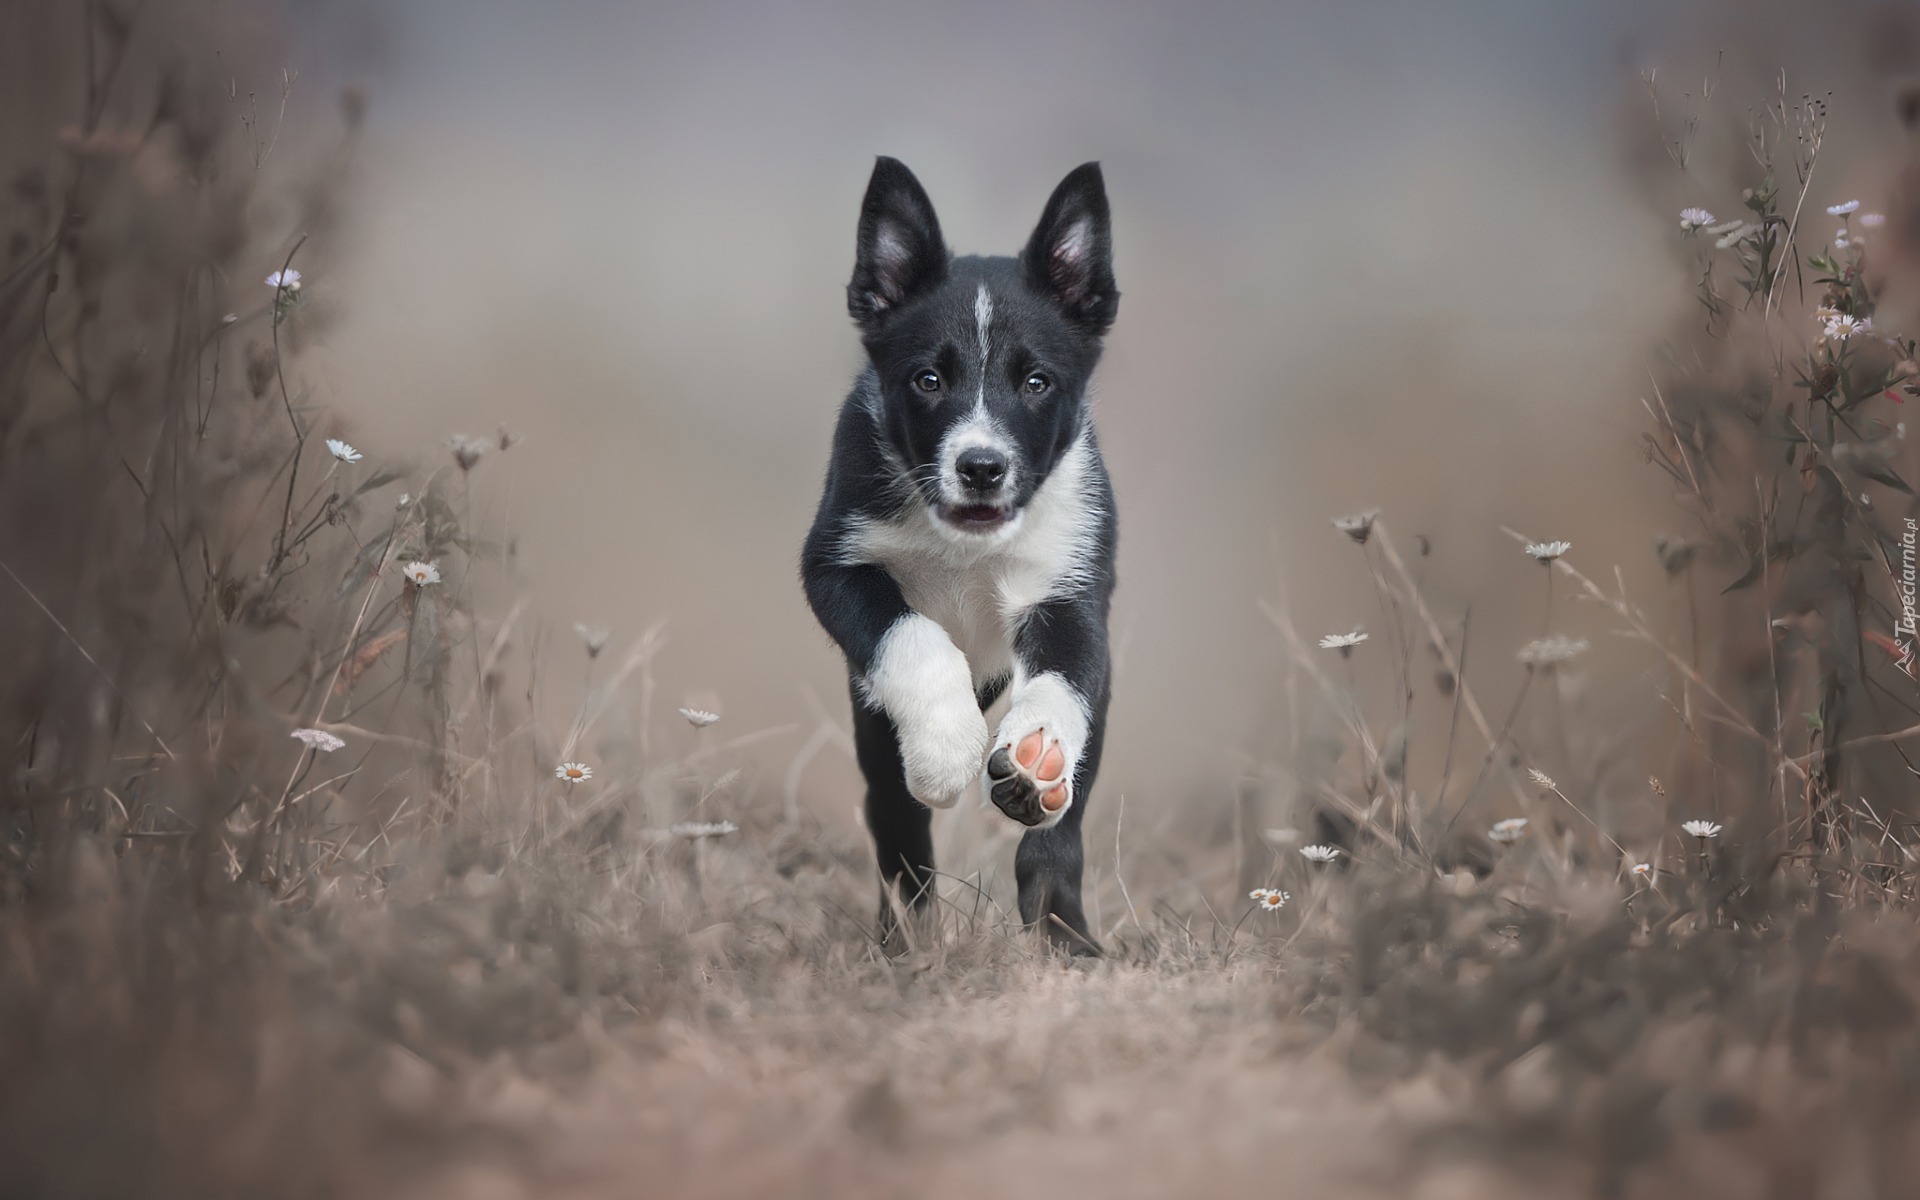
{"left": 10, "top": 3, "right": 1920, "bottom": 1197}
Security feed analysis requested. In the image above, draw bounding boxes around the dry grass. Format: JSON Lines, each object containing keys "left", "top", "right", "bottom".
{"left": 9, "top": 5, "right": 1920, "bottom": 1198}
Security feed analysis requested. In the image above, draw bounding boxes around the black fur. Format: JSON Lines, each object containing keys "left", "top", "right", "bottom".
{"left": 801, "top": 158, "right": 1120, "bottom": 955}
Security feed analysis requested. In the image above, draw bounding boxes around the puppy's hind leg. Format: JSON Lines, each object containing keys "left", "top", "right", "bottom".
{"left": 851, "top": 689, "right": 937, "bottom": 954}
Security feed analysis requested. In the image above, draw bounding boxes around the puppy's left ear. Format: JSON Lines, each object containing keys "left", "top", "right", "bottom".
{"left": 1021, "top": 162, "right": 1118, "bottom": 336}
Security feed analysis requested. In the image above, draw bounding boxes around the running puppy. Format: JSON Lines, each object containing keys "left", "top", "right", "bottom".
{"left": 801, "top": 158, "right": 1119, "bottom": 955}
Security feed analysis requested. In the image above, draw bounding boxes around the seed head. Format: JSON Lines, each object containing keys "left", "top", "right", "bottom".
{"left": 1331, "top": 509, "right": 1379, "bottom": 545}
{"left": 290, "top": 727, "right": 345, "bottom": 753}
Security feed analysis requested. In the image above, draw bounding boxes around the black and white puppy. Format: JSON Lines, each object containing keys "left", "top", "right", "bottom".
{"left": 801, "top": 158, "right": 1119, "bottom": 955}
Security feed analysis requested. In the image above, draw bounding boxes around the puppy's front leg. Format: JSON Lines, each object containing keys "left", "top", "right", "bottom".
{"left": 986, "top": 669, "right": 1092, "bottom": 829}
{"left": 861, "top": 613, "right": 989, "bottom": 808}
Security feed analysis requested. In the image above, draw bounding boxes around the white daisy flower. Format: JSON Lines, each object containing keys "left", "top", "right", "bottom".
{"left": 265, "top": 268, "right": 302, "bottom": 291}
{"left": 449, "top": 434, "right": 488, "bottom": 472}
{"left": 325, "top": 438, "right": 362, "bottom": 464}
{"left": 1299, "top": 844, "right": 1342, "bottom": 864}
{"left": 1679, "top": 207, "right": 1716, "bottom": 231}
{"left": 1518, "top": 635, "right": 1589, "bottom": 667}
{"left": 575, "top": 623, "right": 610, "bottom": 659}
{"left": 1525, "top": 540, "right": 1571, "bottom": 563}
{"left": 1827, "top": 200, "right": 1861, "bottom": 216}
{"left": 555, "top": 762, "right": 593, "bottom": 784}
{"left": 1527, "top": 768, "right": 1556, "bottom": 790}
{"left": 678, "top": 707, "right": 721, "bottom": 728}
{"left": 1860, "top": 212, "right": 1887, "bottom": 229}
{"left": 1319, "top": 631, "right": 1369, "bottom": 655}
{"left": 1257, "top": 889, "right": 1290, "bottom": 910}
{"left": 1630, "top": 862, "right": 1653, "bottom": 878}
{"left": 1331, "top": 509, "right": 1379, "bottom": 544}
{"left": 1682, "top": 820, "right": 1722, "bottom": 839}
{"left": 669, "top": 820, "right": 738, "bottom": 839}
{"left": 401, "top": 560, "right": 441, "bottom": 587}
{"left": 1489, "top": 817, "right": 1529, "bottom": 844}
{"left": 1824, "top": 313, "right": 1870, "bottom": 341}
{"left": 290, "top": 727, "right": 345, "bottom": 753}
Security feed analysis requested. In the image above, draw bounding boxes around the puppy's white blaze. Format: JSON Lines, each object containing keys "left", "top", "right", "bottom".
{"left": 859, "top": 613, "right": 989, "bottom": 808}
{"left": 994, "top": 669, "right": 1092, "bottom": 826}
{"left": 973, "top": 284, "right": 993, "bottom": 383}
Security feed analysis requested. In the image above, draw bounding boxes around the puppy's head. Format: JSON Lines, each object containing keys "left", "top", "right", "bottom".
{"left": 847, "top": 157, "right": 1118, "bottom": 539}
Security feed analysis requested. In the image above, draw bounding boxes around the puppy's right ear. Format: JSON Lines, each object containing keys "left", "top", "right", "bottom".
{"left": 848, "top": 157, "right": 949, "bottom": 329}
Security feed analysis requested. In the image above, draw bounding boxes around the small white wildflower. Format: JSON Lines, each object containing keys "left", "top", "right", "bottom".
{"left": 290, "top": 727, "right": 345, "bottom": 753}
{"left": 1682, "top": 820, "right": 1722, "bottom": 839}
{"left": 555, "top": 762, "right": 593, "bottom": 784}
{"left": 1630, "top": 862, "right": 1653, "bottom": 878}
{"left": 265, "top": 268, "right": 302, "bottom": 291}
{"left": 401, "top": 560, "right": 441, "bottom": 587}
{"left": 678, "top": 707, "right": 721, "bottom": 728}
{"left": 396, "top": 492, "right": 411, "bottom": 509}
{"left": 1525, "top": 540, "right": 1571, "bottom": 563}
{"left": 325, "top": 438, "right": 362, "bottom": 464}
{"left": 1319, "top": 632, "right": 1368, "bottom": 658}
{"left": 1518, "top": 635, "right": 1589, "bottom": 667}
{"left": 221, "top": 313, "right": 239, "bottom": 325}
{"left": 669, "top": 820, "right": 738, "bottom": 839}
{"left": 1679, "top": 207, "right": 1716, "bottom": 231}
{"left": 1527, "top": 768, "right": 1556, "bottom": 790}
{"left": 575, "top": 623, "right": 610, "bottom": 659}
{"left": 1827, "top": 200, "right": 1861, "bottom": 217}
{"left": 1331, "top": 509, "right": 1379, "bottom": 544}
{"left": 1248, "top": 887, "right": 1290, "bottom": 911}
{"left": 449, "top": 434, "right": 488, "bottom": 472}
{"left": 1824, "top": 313, "right": 1870, "bottom": 342}
{"left": 1299, "top": 844, "right": 1342, "bottom": 864}
{"left": 1836, "top": 228, "right": 1853, "bottom": 249}
{"left": 1860, "top": 212, "right": 1887, "bottom": 229}
{"left": 1489, "top": 817, "right": 1529, "bottom": 844}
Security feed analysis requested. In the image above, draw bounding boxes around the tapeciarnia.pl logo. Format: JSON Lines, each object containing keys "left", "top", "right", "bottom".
{"left": 1900, "top": 517, "right": 1918, "bottom": 677}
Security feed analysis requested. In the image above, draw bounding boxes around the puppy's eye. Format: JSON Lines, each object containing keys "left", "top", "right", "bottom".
{"left": 913, "top": 369, "right": 942, "bottom": 394}
{"left": 1023, "top": 372, "right": 1052, "bottom": 395}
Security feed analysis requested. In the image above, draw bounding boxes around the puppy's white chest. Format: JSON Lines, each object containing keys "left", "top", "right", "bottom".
{"left": 858, "top": 528, "right": 1046, "bottom": 686}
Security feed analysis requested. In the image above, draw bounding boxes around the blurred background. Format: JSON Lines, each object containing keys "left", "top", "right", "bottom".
{"left": 252, "top": 0, "right": 1920, "bottom": 848}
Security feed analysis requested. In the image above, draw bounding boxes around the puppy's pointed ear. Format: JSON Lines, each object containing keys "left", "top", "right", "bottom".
{"left": 848, "top": 157, "right": 949, "bottom": 329}
{"left": 1021, "top": 162, "right": 1118, "bottom": 336}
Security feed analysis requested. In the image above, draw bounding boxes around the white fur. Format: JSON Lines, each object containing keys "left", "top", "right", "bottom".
{"left": 843, "top": 433, "right": 1103, "bottom": 827}
{"left": 859, "top": 613, "right": 989, "bottom": 808}
{"left": 992, "top": 669, "right": 1092, "bottom": 827}
{"left": 844, "top": 432, "right": 1103, "bottom": 677}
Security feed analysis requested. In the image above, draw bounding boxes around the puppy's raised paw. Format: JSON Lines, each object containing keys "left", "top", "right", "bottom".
{"left": 986, "top": 727, "right": 1072, "bottom": 827}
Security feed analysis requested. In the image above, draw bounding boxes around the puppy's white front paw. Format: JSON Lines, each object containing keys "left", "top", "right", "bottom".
{"left": 861, "top": 613, "right": 989, "bottom": 809}
{"left": 900, "top": 698, "right": 990, "bottom": 808}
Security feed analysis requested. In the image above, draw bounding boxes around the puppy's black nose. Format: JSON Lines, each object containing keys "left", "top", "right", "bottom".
{"left": 955, "top": 447, "right": 1008, "bottom": 491}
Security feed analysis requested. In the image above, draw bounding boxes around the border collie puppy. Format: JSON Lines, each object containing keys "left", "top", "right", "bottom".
{"left": 801, "top": 158, "right": 1119, "bottom": 955}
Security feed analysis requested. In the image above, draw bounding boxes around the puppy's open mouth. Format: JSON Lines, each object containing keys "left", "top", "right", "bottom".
{"left": 938, "top": 502, "right": 1013, "bottom": 532}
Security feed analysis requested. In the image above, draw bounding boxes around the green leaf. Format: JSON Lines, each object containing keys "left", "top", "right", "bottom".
{"left": 352, "top": 469, "right": 405, "bottom": 498}
{"left": 1857, "top": 461, "right": 1914, "bottom": 494}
